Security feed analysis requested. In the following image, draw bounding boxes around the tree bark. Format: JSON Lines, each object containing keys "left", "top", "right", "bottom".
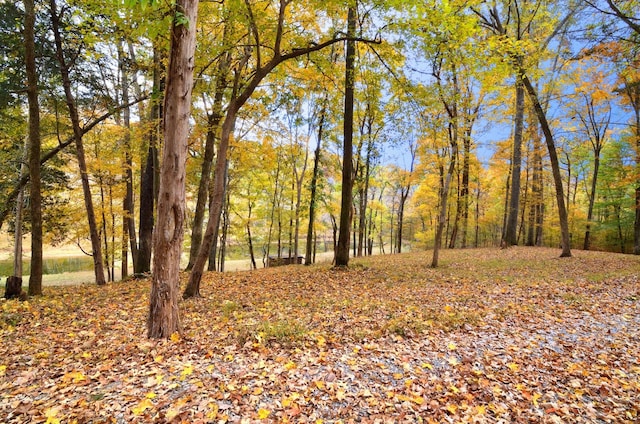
{"left": 148, "top": 0, "right": 198, "bottom": 338}
{"left": 24, "top": 0, "right": 42, "bottom": 296}
{"left": 50, "top": 0, "right": 106, "bottom": 285}
{"left": 521, "top": 74, "right": 571, "bottom": 257}
{"left": 335, "top": 6, "right": 357, "bottom": 267}
{"left": 137, "top": 48, "right": 165, "bottom": 275}
{"left": 504, "top": 73, "right": 525, "bottom": 246}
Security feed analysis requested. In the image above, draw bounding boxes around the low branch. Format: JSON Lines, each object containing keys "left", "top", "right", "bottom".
{"left": 0, "top": 95, "right": 148, "bottom": 230}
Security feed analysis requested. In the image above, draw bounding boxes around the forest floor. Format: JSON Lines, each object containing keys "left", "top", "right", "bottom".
{"left": 1, "top": 247, "right": 639, "bottom": 423}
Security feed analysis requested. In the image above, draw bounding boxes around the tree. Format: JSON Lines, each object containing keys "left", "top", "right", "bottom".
{"left": 473, "top": 0, "right": 576, "bottom": 257}
{"left": 570, "top": 70, "right": 612, "bottom": 250}
{"left": 49, "top": 0, "right": 107, "bottom": 284}
{"left": 25, "top": 0, "right": 42, "bottom": 297}
{"left": 335, "top": 5, "right": 357, "bottom": 267}
{"left": 184, "top": 0, "right": 378, "bottom": 296}
{"left": 147, "top": 0, "right": 199, "bottom": 339}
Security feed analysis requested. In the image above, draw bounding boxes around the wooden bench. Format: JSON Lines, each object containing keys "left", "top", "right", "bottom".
{"left": 267, "top": 255, "right": 304, "bottom": 267}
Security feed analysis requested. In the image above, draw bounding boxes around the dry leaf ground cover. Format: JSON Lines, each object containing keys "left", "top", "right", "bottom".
{"left": 1, "top": 247, "right": 639, "bottom": 423}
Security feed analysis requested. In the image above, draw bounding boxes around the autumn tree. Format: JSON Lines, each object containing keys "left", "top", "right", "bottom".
{"left": 49, "top": 0, "right": 107, "bottom": 284}
{"left": 335, "top": 5, "right": 357, "bottom": 267}
{"left": 473, "top": 0, "right": 579, "bottom": 257}
{"left": 185, "top": 0, "right": 379, "bottom": 295}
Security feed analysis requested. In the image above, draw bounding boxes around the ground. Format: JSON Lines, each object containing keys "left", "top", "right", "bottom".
{"left": 1, "top": 247, "right": 639, "bottom": 423}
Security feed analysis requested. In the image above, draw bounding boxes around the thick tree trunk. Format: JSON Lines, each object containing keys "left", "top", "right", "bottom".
{"left": 24, "top": 0, "right": 42, "bottom": 296}
{"left": 521, "top": 74, "right": 571, "bottom": 257}
{"left": 504, "top": 75, "right": 525, "bottom": 246}
{"left": 148, "top": 0, "right": 198, "bottom": 338}
{"left": 335, "top": 6, "right": 357, "bottom": 267}
{"left": 50, "top": 0, "right": 106, "bottom": 285}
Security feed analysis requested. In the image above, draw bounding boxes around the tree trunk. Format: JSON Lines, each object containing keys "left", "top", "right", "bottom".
{"left": 305, "top": 101, "right": 326, "bottom": 265}
{"left": 246, "top": 201, "right": 257, "bottom": 270}
{"left": 5, "top": 275, "right": 24, "bottom": 300}
{"left": 629, "top": 93, "right": 640, "bottom": 254}
{"left": 335, "top": 6, "right": 357, "bottom": 267}
{"left": 24, "top": 0, "right": 42, "bottom": 296}
{"left": 147, "top": 0, "right": 198, "bottom": 338}
{"left": 119, "top": 40, "right": 137, "bottom": 278}
{"left": 461, "top": 128, "right": 471, "bottom": 248}
{"left": 13, "top": 140, "right": 28, "bottom": 289}
{"left": 432, "top": 134, "right": 457, "bottom": 268}
{"left": 521, "top": 74, "right": 571, "bottom": 257}
{"left": 186, "top": 51, "right": 229, "bottom": 270}
{"left": 50, "top": 0, "right": 106, "bottom": 285}
{"left": 267, "top": 160, "right": 281, "bottom": 266}
{"left": 504, "top": 74, "right": 525, "bottom": 246}
{"left": 187, "top": 112, "right": 220, "bottom": 271}
{"left": 584, "top": 151, "right": 601, "bottom": 250}
{"left": 184, "top": 101, "right": 235, "bottom": 296}
{"left": 136, "top": 48, "right": 164, "bottom": 275}
{"left": 359, "top": 136, "right": 374, "bottom": 255}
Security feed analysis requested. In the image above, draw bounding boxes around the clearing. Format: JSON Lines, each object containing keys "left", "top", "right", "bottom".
{"left": 1, "top": 247, "right": 639, "bottom": 423}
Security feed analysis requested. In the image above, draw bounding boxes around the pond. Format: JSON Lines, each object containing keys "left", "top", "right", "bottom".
{"left": 0, "top": 256, "right": 94, "bottom": 277}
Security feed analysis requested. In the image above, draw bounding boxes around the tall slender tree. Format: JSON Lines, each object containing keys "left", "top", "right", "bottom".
{"left": 49, "top": 0, "right": 107, "bottom": 284}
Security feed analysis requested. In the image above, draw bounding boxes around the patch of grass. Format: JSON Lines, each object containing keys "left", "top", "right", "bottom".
{"left": 425, "top": 308, "right": 483, "bottom": 331}
{"left": 237, "top": 319, "right": 307, "bottom": 346}
{"left": 220, "top": 300, "right": 241, "bottom": 319}
{"left": 382, "top": 315, "right": 427, "bottom": 337}
{"left": 562, "top": 292, "right": 587, "bottom": 305}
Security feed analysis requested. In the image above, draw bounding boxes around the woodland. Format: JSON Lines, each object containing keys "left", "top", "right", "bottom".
{"left": 0, "top": 0, "right": 639, "bottom": 418}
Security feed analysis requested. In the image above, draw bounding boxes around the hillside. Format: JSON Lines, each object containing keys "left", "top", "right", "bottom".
{"left": 1, "top": 247, "right": 639, "bottom": 422}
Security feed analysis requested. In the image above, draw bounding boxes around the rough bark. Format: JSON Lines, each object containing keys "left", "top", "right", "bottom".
{"left": 148, "top": 0, "right": 198, "bottom": 338}
{"left": 24, "top": 0, "right": 42, "bottom": 296}
{"left": 5, "top": 276, "right": 23, "bottom": 300}
{"left": 335, "top": 6, "right": 357, "bottom": 267}
{"left": 504, "top": 74, "right": 525, "bottom": 246}
{"left": 50, "top": 0, "right": 106, "bottom": 285}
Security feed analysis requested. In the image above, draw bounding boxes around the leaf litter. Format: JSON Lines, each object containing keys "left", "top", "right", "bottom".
{"left": 0, "top": 247, "right": 638, "bottom": 423}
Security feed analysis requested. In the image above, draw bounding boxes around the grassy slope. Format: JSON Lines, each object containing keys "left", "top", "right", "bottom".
{"left": 1, "top": 247, "right": 639, "bottom": 423}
